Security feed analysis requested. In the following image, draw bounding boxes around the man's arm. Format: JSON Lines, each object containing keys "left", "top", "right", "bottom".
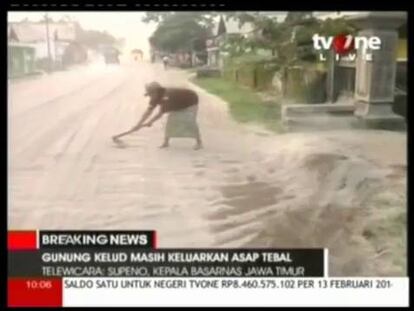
{"left": 112, "top": 103, "right": 158, "bottom": 141}
{"left": 143, "top": 107, "right": 164, "bottom": 127}
{"left": 132, "top": 105, "right": 155, "bottom": 130}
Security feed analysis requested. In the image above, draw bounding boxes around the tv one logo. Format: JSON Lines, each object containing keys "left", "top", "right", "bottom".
{"left": 312, "top": 33, "right": 382, "bottom": 61}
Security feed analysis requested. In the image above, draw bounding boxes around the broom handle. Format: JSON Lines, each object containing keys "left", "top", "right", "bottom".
{"left": 113, "top": 126, "right": 141, "bottom": 139}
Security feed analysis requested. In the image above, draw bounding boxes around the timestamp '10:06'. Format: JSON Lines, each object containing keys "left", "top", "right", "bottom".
{"left": 26, "top": 280, "right": 53, "bottom": 290}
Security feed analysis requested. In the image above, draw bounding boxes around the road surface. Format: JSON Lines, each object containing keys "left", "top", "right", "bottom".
{"left": 8, "top": 61, "right": 406, "bottom": 276}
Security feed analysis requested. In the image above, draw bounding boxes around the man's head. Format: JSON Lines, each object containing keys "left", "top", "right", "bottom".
{"left": 144, "top": 81, "right": 163, "bottom": 97}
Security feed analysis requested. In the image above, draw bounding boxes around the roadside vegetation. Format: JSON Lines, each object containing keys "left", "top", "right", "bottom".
{"left": 192, "top": 76, "right": 282, "bottom": 132}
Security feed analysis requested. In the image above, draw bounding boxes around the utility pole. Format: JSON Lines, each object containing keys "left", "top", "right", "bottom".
{"left": 54, "top": 29, "right": 59, "bottom": 69}
{"left": 44, "top": 12, "right": 52, "bottom": 72}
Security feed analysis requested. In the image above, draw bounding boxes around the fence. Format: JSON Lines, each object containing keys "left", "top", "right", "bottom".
{"left": 223, "top": 61, "right": 279, "bottom": 91}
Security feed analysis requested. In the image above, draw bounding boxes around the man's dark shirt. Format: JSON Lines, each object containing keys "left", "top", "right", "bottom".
{"left": 149, "top": 88, "right": 198, "bottom": 113}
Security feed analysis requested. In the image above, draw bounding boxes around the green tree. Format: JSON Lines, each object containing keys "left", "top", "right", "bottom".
{"left": 142, "top": 12, "right": 217, "bottom": 27}
{"left": 221, "top": 13, "right": 293, "bottom": 61}
{"left": 77, "top": 28, "right": 117, "bottom": 50}
{"left": 284, "top": 11, "right": 314, "bottom": 24}
{"left": 218, "top": 12, "right": 358, "bottom": 67}
{"left": 318, "top": 17, "right": 355, "bottom": 37}
{"left": 145, "top": 13, "right": 214, "bottom": 53}
{"left": 142, "top": 12, "right": 173, "bottom": 23}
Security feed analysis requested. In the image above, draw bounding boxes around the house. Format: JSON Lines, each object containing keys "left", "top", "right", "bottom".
{"left": 8, "top": 21, "right": 87, "bottom": 70}
{"left": 206, "top": 15, "right": 255, "bottom": 69}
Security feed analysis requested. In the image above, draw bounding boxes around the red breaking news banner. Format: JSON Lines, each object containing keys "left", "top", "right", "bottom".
{"left": 7, "top": 231, "right": 59, "bottom": 307}
{"left": 8, "top": 231, "right": 37, "bottom": 250}
{"left": 8, "top": 278, "right": 63, "bottom": 307}
{"left": 7, "top": 230, "right": 157, "bottom": 307}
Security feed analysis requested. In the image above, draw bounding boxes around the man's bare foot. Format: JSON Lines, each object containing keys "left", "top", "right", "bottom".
{"left": 112, "top": 136, "right": 122, "bottom": 143}
{"left": 159, "top": 143, "right": 169, "bottom": 149}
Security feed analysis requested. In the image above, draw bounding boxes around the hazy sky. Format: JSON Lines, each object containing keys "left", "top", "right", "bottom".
{"left": 8, "top": 12, "right": 157, "bottom": 58}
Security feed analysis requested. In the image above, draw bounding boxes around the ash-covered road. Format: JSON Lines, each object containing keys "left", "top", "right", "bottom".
{"left": 8, "top": 62, "right": 407, "bottom": 276}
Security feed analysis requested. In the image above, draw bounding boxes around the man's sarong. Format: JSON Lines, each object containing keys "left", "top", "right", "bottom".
{"left": 165, "top": 104, "right": 199, "bottom": 139}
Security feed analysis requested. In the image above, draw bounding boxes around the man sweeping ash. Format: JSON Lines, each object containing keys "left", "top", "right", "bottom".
{"left": 112, "top": 82, "right": 203, "bottom": 150}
